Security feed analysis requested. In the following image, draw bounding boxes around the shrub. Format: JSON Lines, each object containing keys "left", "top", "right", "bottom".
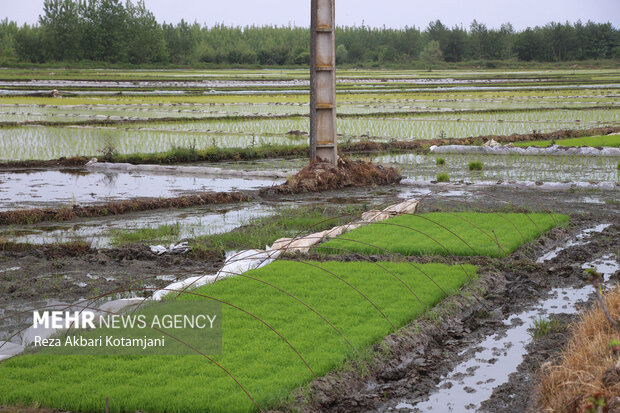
{"left": 436, "top": 158, "right": 446, "bottom": 165}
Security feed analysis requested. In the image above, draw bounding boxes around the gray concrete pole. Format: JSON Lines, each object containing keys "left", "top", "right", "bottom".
{"left": 310, "top": 0, "right": 338, "bottom": 165}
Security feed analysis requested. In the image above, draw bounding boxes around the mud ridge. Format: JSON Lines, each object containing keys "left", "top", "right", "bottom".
{"left": 344, "top": 126, "right": 620, "bottom": 153}
{"left": 0, "top": 191, "right": 249, "bottom": 226}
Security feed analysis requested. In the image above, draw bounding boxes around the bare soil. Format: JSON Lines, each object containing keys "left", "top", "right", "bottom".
{"left": 0, "top": 243, "right": 224, "bottom": 310}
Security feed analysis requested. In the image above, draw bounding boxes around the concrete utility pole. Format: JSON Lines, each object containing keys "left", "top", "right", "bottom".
{"left": 310, "top": 0, "right": 338, "bottom": 165}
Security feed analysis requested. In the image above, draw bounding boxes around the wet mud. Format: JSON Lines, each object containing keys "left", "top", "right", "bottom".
{"left": 0, "top": 242, "right": 224, "bottom": 319}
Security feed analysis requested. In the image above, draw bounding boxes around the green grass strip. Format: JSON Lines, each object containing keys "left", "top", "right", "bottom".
{"left": 513, "top": 135, "right": 620, "bottom": 148}
{"left": 319, "top": 212, "right": 569, "bottom": 257}
{"left": 110, "top": 223, "right": 180, "bottom": 246}
{"left": 0, "top": 261, "right": 473, "bottom": 412}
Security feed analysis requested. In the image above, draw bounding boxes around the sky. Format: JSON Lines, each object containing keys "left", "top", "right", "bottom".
{"left": 1, "top": 0, "right": 619, "bottom": 30}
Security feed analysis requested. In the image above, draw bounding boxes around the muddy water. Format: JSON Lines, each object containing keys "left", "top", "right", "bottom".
{"left": 0, "top": 203, "right": 276, "bottom": 248}
{"left": 388, "top": 232, "right": 619, "bottom": 413}
{"left": 0, "top": 167, "right": 281, "bottom": 211}
{"left": 401, "top": 287, "right": 592, "bottom": 412}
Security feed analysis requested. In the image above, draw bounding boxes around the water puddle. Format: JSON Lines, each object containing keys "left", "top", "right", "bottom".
{"left": 537, "top": 224, "right": 611, "bottom": 263}
{"left": 0, "top": 203, "right": 276, "bottom": 248}
{"left": 582, "top": 254, "right": 619, "bottom": 281}
{"left": 398, "top": 287, "right": 592, "bottom": 412}
{"left": 0, "top": 168, "right": 281, "bottom": 211}
{"left": 391, "top": 240, "right": 618, "bottom": 412}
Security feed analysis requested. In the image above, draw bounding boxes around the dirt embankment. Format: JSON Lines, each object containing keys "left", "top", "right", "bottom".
{"left": 260, "top": 158, "right": 402, "bottom": 195}
{"left": 0, "top": 192, "right": 249, "bottom": 226}
{"left": 0, "top": 157, "right": 90, "bottom": 169}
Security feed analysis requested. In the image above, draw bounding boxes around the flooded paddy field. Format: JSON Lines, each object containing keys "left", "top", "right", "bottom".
{"left": 199, "top": 151, "right": 619, "bottom": 184}
{"left": 0, "top": 166, "right": 281, "bottom": 211}
{"left": 0, "top": 181, "right": 618, "bottom": 412}
{"left": 0, "top": 68, "right": 619, "bottom": 161}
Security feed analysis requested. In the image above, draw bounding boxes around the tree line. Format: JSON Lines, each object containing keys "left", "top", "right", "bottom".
{"left": 0, "top": 0, "right": 618, "bottom": 66}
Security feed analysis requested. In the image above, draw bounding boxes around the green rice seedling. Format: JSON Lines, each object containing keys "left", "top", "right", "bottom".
{"left": 436, "top": 158, "right": 445, "bottom": 165}
{"left": 514, "top": 135, "right": 620, "bottom": 148}
{"left": 528, "top": 316, "right": 562, "bottom": 339}
{"left": 468, "top": 161, "right": 484, "bottom": 171}
{"left": 319, "top": 212, "right": 569, "bottom": 258}
{"left": 110, "top": 223, "right": 181, "bottom": 246}
{"left": 189, "top": 205, "right": 364, "bottom": 258}
{"left": 436, "top": 173, "right": 450, "bottom": 182}
{"left": 0, "top": 261, "right": 475, "bottom": 412}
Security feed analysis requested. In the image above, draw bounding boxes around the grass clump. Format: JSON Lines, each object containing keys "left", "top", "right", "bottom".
{"left": 468, "top": 161, "right": 484, "bottom": 171}
{"left": 319, "top": 212, "right": 569, "bottom": 258}
{"left": 514, "top": 134, "right": 620, "bottom": 148}
{"left": 110, "top": 223, "right": 180, "bottom": 246}
{"left": 528, "top": 316, "right": 562, "bottom": 339}
{"left": 112, "top": 144, "right": 309, "bottom": 164}
{"left": 436, "top": 158, "right": 446, "bottom": 165}
{"left": 0, "top": 261, "right": 475, "bottom": 412}
{"left": 436, "top": 173, "right": 450, "bottom": 182}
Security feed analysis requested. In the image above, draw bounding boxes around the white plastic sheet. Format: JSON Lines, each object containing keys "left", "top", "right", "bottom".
{"left": 430, "top": 144, "right": 620, "bottom": 157}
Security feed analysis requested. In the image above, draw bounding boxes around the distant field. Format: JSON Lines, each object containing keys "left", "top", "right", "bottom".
{"left": 0, "top": 68, "right": 619, "bottom": 161}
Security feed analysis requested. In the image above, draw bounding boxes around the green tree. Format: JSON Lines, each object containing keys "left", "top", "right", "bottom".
{"left": 470, "top": 19, "right": 488, "bottom": 59}
{"left": 14, "top": 24, "right": 45, "bottom": 63}
{"left": 420, "top": 40, "right": 443, "bottom": 71}
{"left": 444, "top": 25, "right": 467, "bottom": 62}
{"left": 39, "top": 0, "right": 80, "bottom": 60}
{"left": 0, "top": 19, "right": 18, "bottom": 62}
{"left": 80, "top": 0, "right": 128, "bottom": 62}
{"left": 125, "top": 0, "right": 167, "bottom": 63}
{"left": 336, "top": 44, "right": 348, "bottom": 64}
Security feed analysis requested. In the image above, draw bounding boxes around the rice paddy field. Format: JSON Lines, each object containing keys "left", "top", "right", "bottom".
{"left": 0, "top": 68, "right": 619, "bottom": 161}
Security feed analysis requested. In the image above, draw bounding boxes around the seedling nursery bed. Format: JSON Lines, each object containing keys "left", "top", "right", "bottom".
{"left": 319, "top": 212, "right": 569, "bottom": 258}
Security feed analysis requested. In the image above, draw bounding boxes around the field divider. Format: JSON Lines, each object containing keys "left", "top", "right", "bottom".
{"left": 85, "top": 158, "right": 289, "bottom": 179}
